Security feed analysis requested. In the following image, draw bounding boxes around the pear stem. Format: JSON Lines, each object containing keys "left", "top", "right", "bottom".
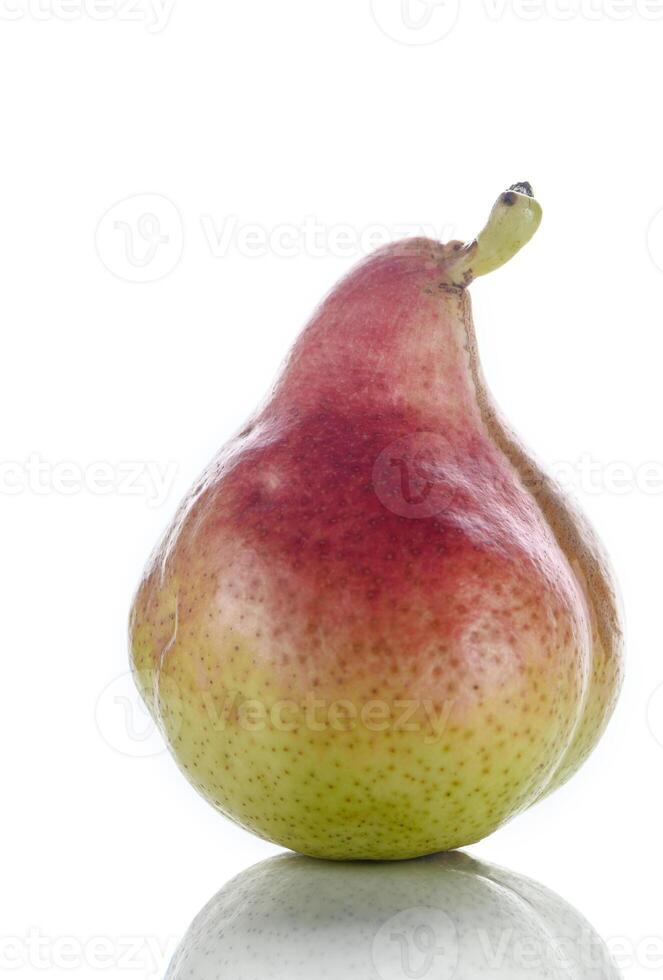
{"left": 448, "top": 183, "right": 542, "bottom": 287}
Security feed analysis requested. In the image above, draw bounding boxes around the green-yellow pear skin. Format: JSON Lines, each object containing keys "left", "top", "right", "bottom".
{"left": 130, "top": 185, "right": 624, "bottom": 859}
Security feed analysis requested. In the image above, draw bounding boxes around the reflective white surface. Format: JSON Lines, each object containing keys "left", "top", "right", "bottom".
{"left": 2, "top": 5, "right": 662, "bottom": 980}
{"left": 166, "top": 852, "right": 621, "bottom": 979}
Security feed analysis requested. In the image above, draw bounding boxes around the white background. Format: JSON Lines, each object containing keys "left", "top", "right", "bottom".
{"left": 1, "top": 2, "right": 662, "bottom": 977}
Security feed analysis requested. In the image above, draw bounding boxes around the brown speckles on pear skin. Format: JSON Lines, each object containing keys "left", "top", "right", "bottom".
{"left": 129, "top": 236, "right": 622, "bottom": 860}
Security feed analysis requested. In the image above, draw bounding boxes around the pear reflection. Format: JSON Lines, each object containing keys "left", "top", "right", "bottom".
{"left": 166, "top": 851, "right": 620, "bottom": 980}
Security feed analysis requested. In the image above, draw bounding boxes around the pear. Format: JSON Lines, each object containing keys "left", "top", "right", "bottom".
{"left": 130, "top": 184, "right": 623, "bottom": 859}
{"left": 165, "top": 852, "right": 622, "bottom": 979}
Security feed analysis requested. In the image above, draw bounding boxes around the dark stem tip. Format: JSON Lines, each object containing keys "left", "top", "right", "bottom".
{"left": 508, "top": 181, "right": 534, "bottom": 198}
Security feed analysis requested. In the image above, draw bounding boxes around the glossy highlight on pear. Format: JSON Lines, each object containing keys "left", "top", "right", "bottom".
{"left": 165, "top": 852, "right": 622, "bottom": 979}
{"left": 130, "top": 184, "right": 623, "bottom": 859}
